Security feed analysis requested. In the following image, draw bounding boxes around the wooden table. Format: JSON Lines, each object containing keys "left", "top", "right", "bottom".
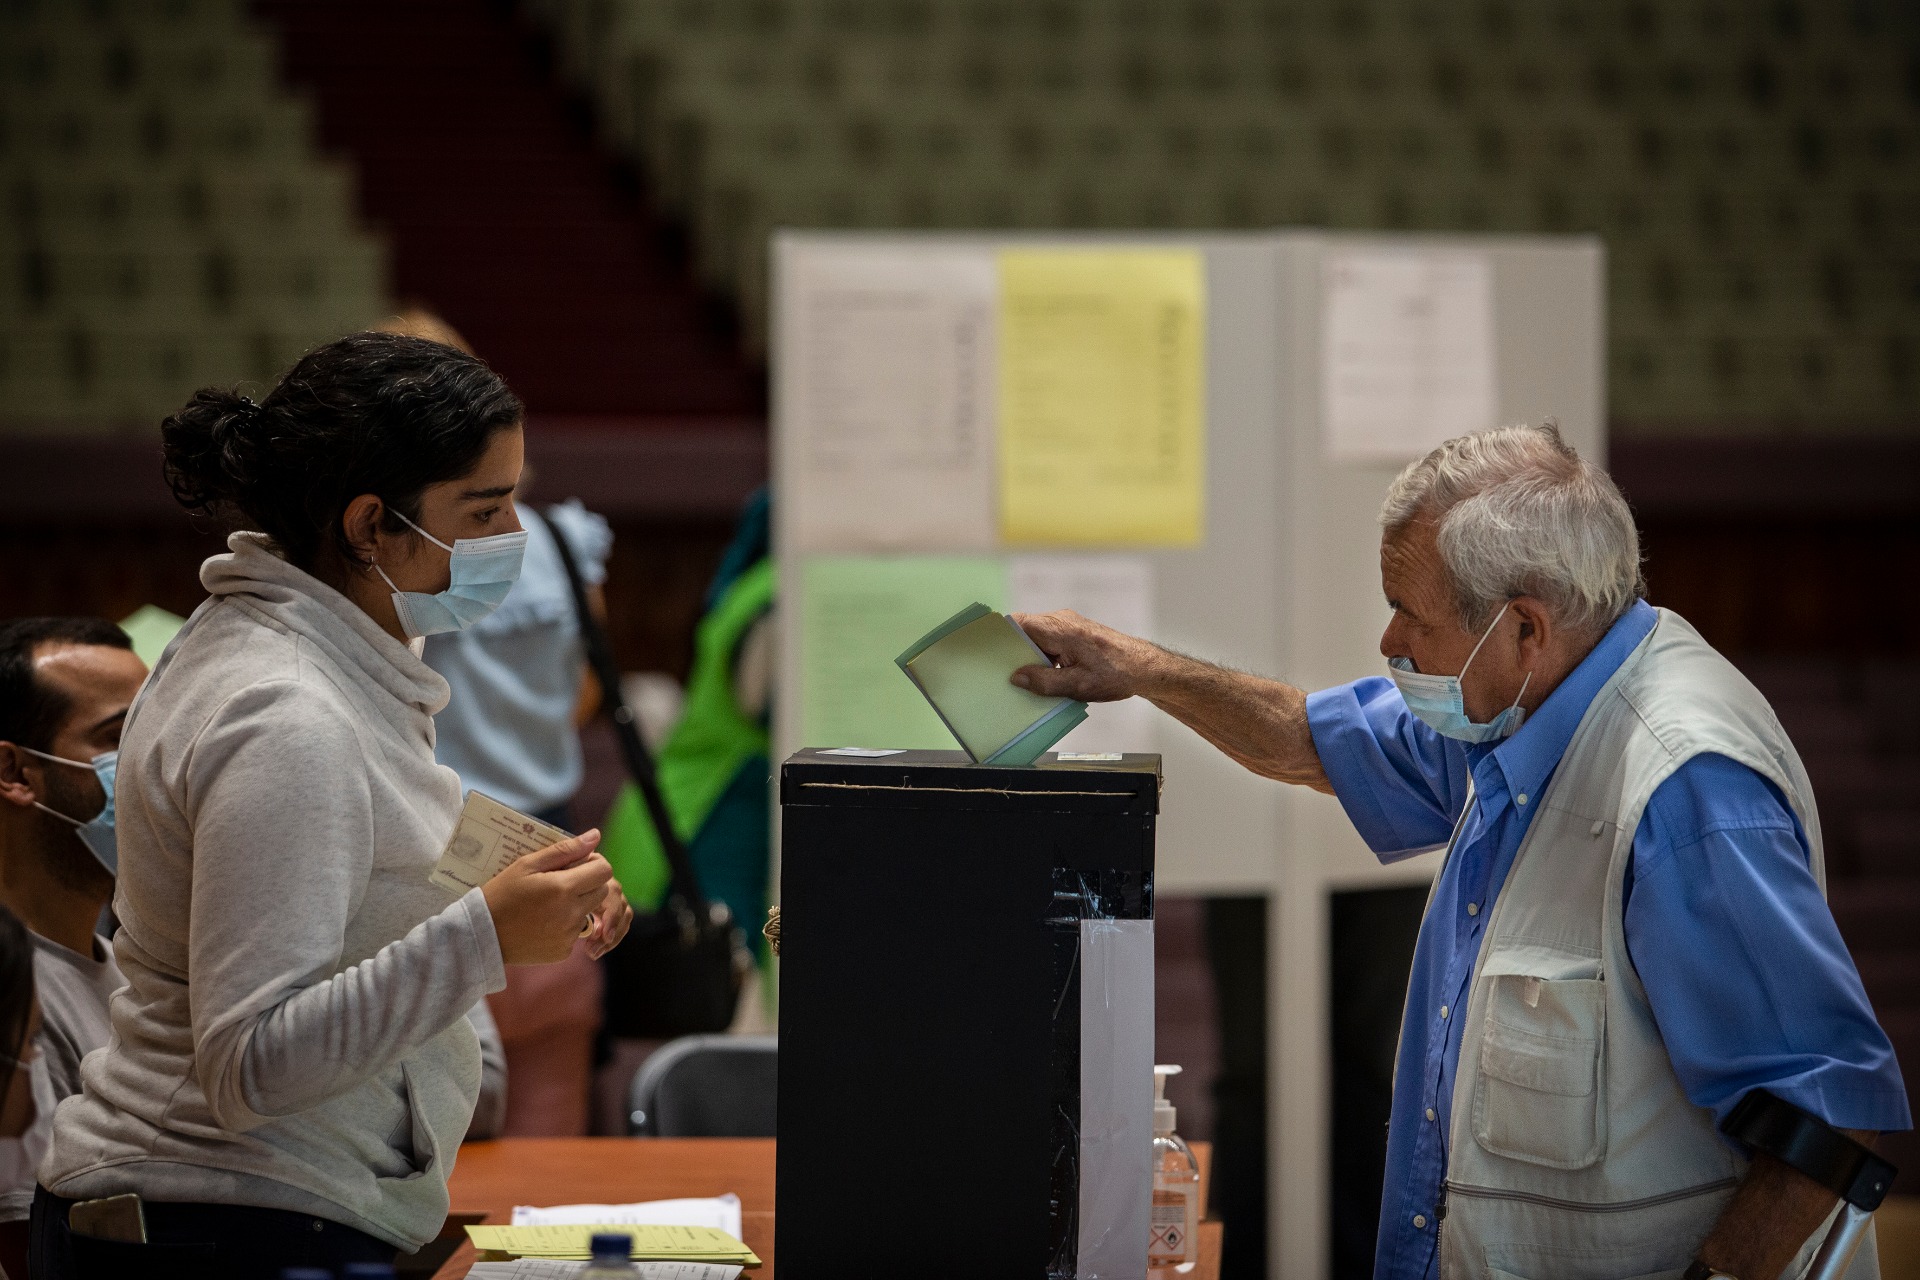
{"left": 434, "top": 1137, "right": 1218, "bottom": 1278}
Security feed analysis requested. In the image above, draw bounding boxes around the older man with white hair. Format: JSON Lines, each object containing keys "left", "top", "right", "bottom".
{"left": 1016, "top": 422, "right": 1908, "bottom": 1280}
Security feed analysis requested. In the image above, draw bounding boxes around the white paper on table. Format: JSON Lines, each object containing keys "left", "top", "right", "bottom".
{"left": 511, "top": 1193, "right": 742, "bottom": 1239}
{"left": 468, "top": 1262, "right": 743, "bottom": 1280}
{"left": 1321, "top": 248, "right": 1498, "bottom": 463}
{"left": 782, "top": 244, "right": 999, "bottom": 552}
{"left": 1008, "top": 555, "right": 1157, "bottom": 755}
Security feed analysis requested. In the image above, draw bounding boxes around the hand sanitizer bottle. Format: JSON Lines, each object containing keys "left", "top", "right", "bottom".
{"left": 581, "top": 1232, "right": 641, "bottom": 1276}
{"left": 1149, "top": 1063, "right": 1200, "bottom": 1276}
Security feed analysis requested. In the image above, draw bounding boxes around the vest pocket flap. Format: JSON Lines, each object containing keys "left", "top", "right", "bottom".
{"left": 1480, "top": 1020, "right": 1597, "bottom": 1097}
{"left": 1472, "top": 975, "right": 1607, "bottom": 1169}
{"left": 1482, "top": 982, "right": 1605, "bottom": 1059}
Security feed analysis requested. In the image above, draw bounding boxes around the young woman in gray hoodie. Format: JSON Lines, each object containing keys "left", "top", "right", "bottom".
{"left": 30, "top": 333, "right": 634, "bottom": 1280}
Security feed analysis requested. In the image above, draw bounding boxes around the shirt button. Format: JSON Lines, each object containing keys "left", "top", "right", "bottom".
{"left": 1590, "top": 820, "right": 1605, "bottom": 838}
{"left": 1466, "top": 902, "right": 1479, "bottom": 916}
{"left": 1516, "top": 793, "right": 1528, "bottom": 806}
{"left": 1439, "top": 1005, "right": 1450, "bottom": 1019}
{"left": 1425, "top": 1107, "right": 1436, "bottom": 1121}
{"left": 1412, "top": 1214, "right": 1427, "bottom": 1229}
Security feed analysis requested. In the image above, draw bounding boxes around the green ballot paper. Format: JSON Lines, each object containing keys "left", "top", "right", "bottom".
{"left": 896, "top": 603, "right": 1088, "bottom": 765}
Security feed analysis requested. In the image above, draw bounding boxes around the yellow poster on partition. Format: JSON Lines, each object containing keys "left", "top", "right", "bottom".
{"left": 997, "top": 248, "right": 1206, "bottom": 546}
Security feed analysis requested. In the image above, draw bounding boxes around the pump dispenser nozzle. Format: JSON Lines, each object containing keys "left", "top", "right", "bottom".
{"left": 1154, "top": 1063, "right": 1182, "bottom": 1136}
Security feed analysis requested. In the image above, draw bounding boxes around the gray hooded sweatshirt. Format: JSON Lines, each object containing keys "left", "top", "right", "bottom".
{"left": 42, "top": 533, "right": 507, "bottom": 1250}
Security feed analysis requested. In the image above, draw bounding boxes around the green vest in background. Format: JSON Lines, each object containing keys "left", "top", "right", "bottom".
{"left": 600, "top": 556, "right": 775, "bottom": 958}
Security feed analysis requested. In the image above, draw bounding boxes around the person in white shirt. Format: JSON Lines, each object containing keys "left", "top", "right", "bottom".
{"left": 0, "top": 618, "right": 508, "bottom": 1171}
{"left": 32, "top": 333, "right": 631, "bottom": 1280}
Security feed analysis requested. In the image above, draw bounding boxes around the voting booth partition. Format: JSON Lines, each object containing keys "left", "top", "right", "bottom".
{"left": 771, "top": 230, "right": 1605, "bottom": 1279}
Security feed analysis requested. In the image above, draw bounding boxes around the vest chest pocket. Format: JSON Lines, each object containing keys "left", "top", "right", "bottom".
{"left": 1472, "top": 974, "right": 1607, "bottom": 1170}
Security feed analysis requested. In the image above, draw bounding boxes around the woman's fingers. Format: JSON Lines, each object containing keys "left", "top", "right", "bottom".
{"left": 517, "top": 828, "right": 601, "bottom": 875}
{"left": 585, "top": 881, "right": 633, "bottom": 959}
{"left": 551, "top": 851, "right": 614, "bottom": 903}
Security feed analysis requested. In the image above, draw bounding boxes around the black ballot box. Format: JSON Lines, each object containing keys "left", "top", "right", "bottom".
{"left": 775, "top": 749, "right": 1161, "bottom": 1280}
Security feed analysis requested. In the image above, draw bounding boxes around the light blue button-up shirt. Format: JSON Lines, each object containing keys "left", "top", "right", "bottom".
{"left": 1305, "top": 600, "right": 1910, "bottom": 1280}
{"left": 424, "top": 500, "right": 612, "bottom": 815}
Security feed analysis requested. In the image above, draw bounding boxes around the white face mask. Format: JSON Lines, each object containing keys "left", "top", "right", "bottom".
{"left": 0, "top": 1053, "right": 55, "bottom": 1190}
{"left": 370, "top": 508, "right": 528, "bottom": 641}
{"left": 1387, "top": 601, "right": 1533, "bottom": 744}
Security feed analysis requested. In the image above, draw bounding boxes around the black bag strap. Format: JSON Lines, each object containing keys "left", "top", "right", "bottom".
{"left": 534, "top": 505, "right": 709, "bottom": 913}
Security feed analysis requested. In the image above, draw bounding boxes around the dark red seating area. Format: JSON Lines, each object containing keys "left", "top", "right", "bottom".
{"left": 252, "top": 0, "right": 762, "bottom": 419}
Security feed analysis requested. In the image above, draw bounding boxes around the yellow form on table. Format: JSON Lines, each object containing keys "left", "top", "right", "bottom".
{"left": 466, "top": 1223, "right": 759, "bottom": 1265}
{"left": 997, "top": 248, "right": 1206, "bottom": 546}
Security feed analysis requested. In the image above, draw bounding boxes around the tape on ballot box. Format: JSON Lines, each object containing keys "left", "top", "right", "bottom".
{"left": 431, "top": 790, "right": 571, "bottom": 894}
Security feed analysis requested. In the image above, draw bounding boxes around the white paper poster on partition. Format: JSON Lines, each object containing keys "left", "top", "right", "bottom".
{"left": 784, "top": 246, "right": 998, "bottom": 551}
{"left": 1009, "top": 555, "right": 1157, "bottom": 755}
{"left": 1321, "top": 248, "right": 1498, "bottom": 463}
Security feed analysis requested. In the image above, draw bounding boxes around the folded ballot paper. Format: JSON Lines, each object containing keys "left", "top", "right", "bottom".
{"left": 465, "top": 1223, "right": 758, "bottom": 1268}
{"left": 896, "top": 603, "right": 1087, "bottom": 765}
{"left": 431, "top": 791, "right": 571, "bottom": 894}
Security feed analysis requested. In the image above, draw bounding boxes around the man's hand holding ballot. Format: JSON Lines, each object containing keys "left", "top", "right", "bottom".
{"left": 1011, "top": 608, "right": 1333, "bottom": 793}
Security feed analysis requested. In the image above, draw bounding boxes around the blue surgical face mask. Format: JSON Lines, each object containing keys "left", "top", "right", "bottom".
{"left": 1387, "top": 601, "right": 1533, "bottom": 744}
{"left": 371, "top": 508, "right": 528, "bottom": 640}
{"left": 22, "top": 747, "right": 117, "bottom": 876}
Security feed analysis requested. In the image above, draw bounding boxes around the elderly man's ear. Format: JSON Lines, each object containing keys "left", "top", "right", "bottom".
{"left": 1506, "top": 597, "right": 1555, "bottom": 666}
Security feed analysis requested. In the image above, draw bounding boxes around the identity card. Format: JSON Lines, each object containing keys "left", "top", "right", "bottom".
{"left": 431, "top": 790, "right": 572, "bottom": 894}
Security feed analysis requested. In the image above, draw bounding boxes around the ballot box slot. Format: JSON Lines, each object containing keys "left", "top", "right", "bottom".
{"left": 780, "top": 748, "right": 1161, "bottom": 817}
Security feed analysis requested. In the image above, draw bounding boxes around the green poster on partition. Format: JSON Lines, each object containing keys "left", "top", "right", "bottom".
{"left": 800, "top": 555, "right": 1007, "bottom": 752}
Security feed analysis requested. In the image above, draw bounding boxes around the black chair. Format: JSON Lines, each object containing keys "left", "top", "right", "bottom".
{"left": 627, "top": 1034, "right": 777, "bottom": 1137}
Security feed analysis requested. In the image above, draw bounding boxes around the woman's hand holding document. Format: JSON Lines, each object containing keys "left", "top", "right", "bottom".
{"left": 437, "top": 790, "right": 634, "bottom": 962}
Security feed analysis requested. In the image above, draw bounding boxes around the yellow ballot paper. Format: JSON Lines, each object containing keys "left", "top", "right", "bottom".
{"left": 465, "top": 1223, "right": 759, "bottom": 1266}
{"left": 896, "top": 602, "right": 1087, "bottom": 765}
{"left": 998, "top": 247, "right": 1206, "bottom": 546}
{"left": 430, "top": 791, "right": 571, "bottom": 894}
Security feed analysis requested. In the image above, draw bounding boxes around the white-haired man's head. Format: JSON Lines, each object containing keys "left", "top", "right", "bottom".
{"left": 1380, "top": 421, "right": 1645, "bottom": 640}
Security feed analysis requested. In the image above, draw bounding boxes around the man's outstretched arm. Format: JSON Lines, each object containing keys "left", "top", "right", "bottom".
{"left": 1012, "top": 610, "right": 1333, "bottom": 793}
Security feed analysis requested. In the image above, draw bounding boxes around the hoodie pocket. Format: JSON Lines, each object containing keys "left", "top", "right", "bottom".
{"left": 1472, "top": 974, "right": 1607, "bottom": 1170}
{"left": 375, "top": 1062, "right": 450, "bottom": 1185}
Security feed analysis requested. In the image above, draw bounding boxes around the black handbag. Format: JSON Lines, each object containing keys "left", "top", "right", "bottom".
{"left": 537, "top": 506, "right": 748, "bottom": 1038}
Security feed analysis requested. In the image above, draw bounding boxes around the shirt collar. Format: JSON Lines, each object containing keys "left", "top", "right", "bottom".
{"left": 1468, "top": 600, "right": 1659, "bottom": 805}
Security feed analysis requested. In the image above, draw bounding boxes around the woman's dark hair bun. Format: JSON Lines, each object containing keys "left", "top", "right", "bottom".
{"left": 161, "top": 387, "right": 264, "bottom": 519}
{"left": 156, "top": 331, "right": 522, "bottom": 569}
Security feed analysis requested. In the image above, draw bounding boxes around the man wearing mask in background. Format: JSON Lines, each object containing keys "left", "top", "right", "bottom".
{"left": 0, "top": 617, "right": 145, "bottom": 1272}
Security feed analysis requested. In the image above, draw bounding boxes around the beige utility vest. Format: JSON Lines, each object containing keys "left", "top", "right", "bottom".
{"left": 1429, "top": 609, "right": 1878, "bottom": 1280}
